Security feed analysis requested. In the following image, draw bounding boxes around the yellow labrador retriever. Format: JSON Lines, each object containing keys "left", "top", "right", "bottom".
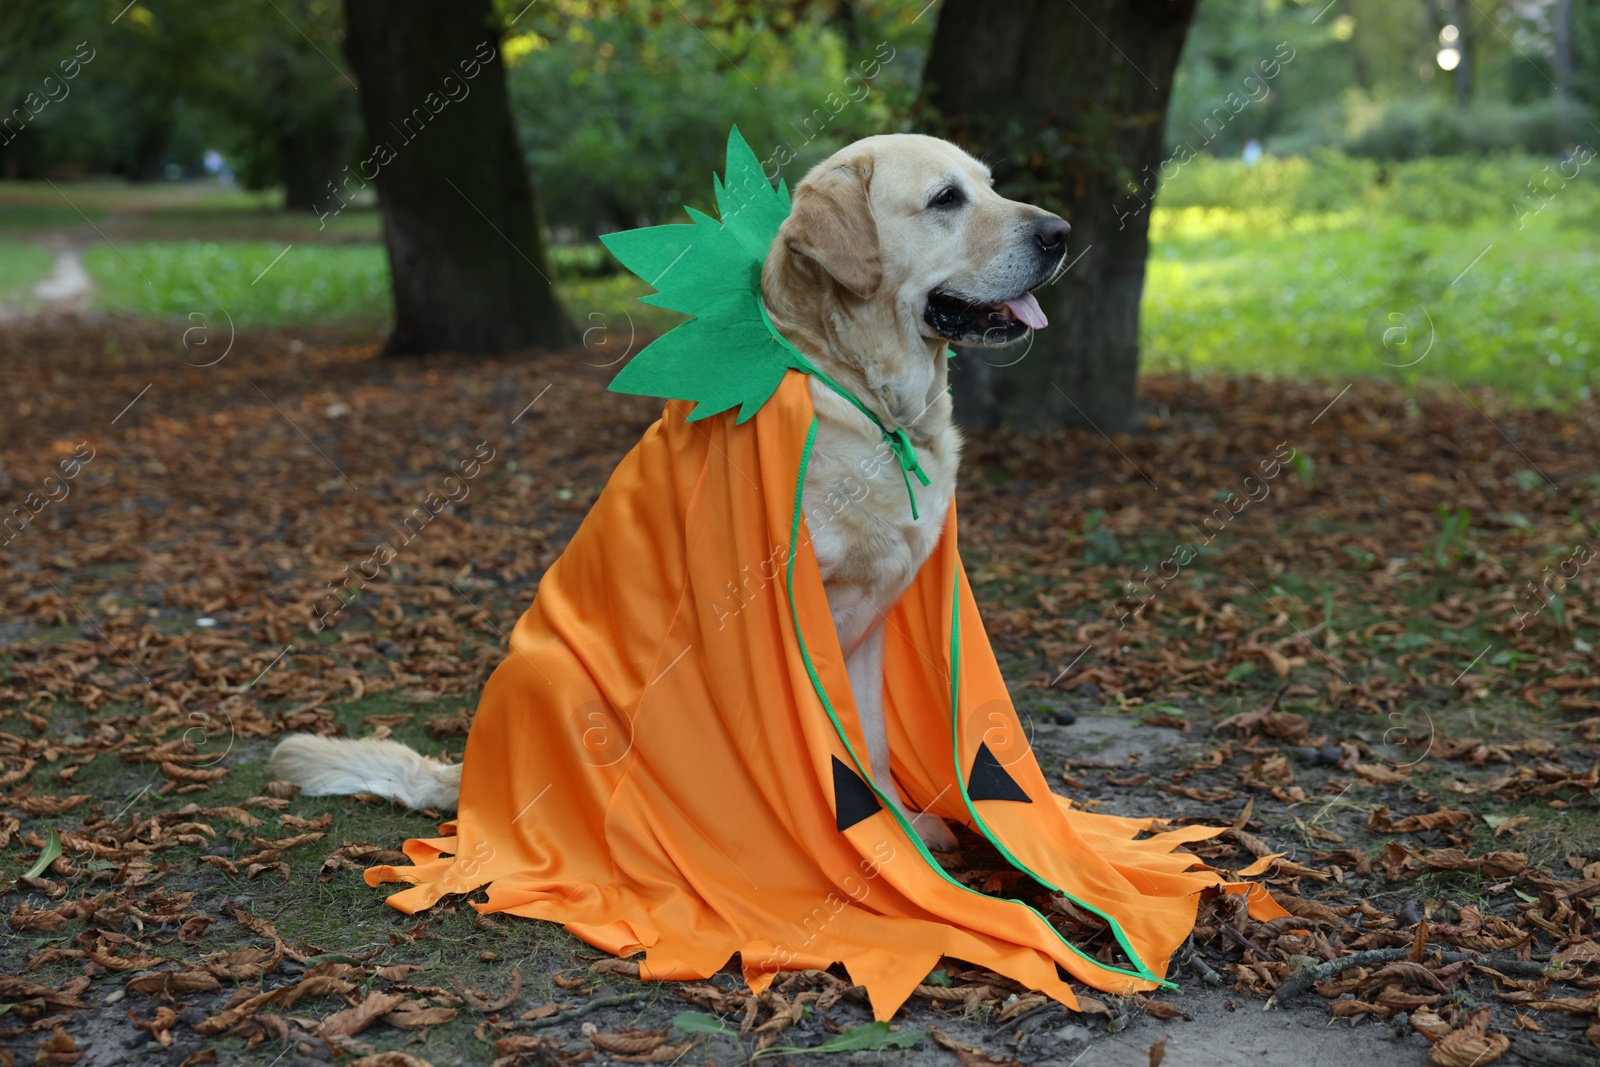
{"left": 273, "top": 134, "right": 1069, "bottom": 853}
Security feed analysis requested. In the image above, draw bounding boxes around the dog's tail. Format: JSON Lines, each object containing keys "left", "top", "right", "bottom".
{"left": 270, "top": 735, "right": 462, "bottom": 811}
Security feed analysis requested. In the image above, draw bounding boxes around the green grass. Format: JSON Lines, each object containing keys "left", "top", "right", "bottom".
{"left": 1501, "top": 808, "right": 1600, "bottom": 871}
{"left": 1141, "top": 204, "right": 1600, "bottom": 403}
{"left": 85, "top": 240, "right": 391, "bottom": 328}
{"left": 0, "top": 241, "right": 55, "bottom": 302}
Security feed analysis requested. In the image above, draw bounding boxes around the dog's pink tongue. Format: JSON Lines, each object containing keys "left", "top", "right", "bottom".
{"left": 1003, "top": 293, "right": 1048, "bottom": 329}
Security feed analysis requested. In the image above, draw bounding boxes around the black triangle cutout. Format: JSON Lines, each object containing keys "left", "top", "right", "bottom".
{"left": 832, "top": 755, "right": 883, "bottom": 832}
{"left": 967, "top": 741, "right": 1032, "bottom": 803}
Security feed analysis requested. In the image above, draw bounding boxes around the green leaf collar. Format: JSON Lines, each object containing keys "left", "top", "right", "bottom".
{"left": 600, "top": 126, "right": 931, "bottom": 518}
{"left": 600, "top": 125, "right": 801, "bottom": 425}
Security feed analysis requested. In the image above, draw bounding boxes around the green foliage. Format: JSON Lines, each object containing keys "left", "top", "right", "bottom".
{"left": 23, "top": 825, "right": 62, "bottom": 878}
{"left": 1081, "top": 509, "right": 1124, "bottom": 566}
{"left": 0, "top": 0, "right": 355, "bottom": 190}
{"left": 205, "top": 0, "right": 358, "bottom": 200}
{"left": 550, "top": 243, "right": 615, "bottom": 277}
{"left": 1344, "top": 96, "right": 1592, "bottom": 160}
{"left": 1289, "top": 451, "right": 1316, "bottom": 489}
{"left": 1170, "top": 0, "right": 1597, "bottom": 160}
{"left": 504, "top": 7, "right": 929, "bottom": 235}
{"left": 670, "top": 1012, "right": 735, "bottom": 1035}
{"left": 1434, "top": 506, "right": 1472, "bottom": 569}
{"left": 1152, "top": 150, "right": 1379, "bottom": 215}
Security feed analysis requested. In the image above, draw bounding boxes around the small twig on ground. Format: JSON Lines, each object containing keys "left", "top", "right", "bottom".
{"left": 513, "top": 991, "right": 651, "bottom": 1030}
{"left": 999, "top": 1002, "right": 1065, "bottom": 1031}
{"left": 1184, "top": 949, "right": 1225, "bottom": 986}
{"left": 1219, "top": 924, "right": 1259, "bottom": 956}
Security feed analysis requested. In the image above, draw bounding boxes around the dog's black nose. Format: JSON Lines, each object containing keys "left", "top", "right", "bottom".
{"left": 1034, "top": 216, "right": 1070, "bottom": 255}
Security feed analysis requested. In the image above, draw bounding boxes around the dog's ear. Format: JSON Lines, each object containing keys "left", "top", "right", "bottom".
{"left": 781, "top": 157, "right": 882, "bottom": 299}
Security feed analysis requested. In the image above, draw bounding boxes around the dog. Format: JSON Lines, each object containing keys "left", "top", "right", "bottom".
{"left": 272, "top": 133, "right": 1069, "bottom": 854}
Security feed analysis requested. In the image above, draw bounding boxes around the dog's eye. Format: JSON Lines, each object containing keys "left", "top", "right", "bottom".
{"left": 928, "top": 187, "right": 965, "bottom": 210}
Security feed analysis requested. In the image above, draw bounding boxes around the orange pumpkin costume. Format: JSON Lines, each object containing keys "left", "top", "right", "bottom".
{"left": 367, "top": 366, "right": 1286, "bottom": 1018}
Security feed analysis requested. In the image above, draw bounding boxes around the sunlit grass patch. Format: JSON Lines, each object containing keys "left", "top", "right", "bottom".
{"left": 85, "top": 240, "right": 391, "bottom": 328}
{"left": 0, "top": 241, "right": 55, "bottom": 303}
{"left": 1141, "top": 201, "right": 1600, "bottom": 403}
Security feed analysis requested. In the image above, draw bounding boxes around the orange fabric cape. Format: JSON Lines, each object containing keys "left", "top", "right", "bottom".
{"left": 367, "top": 371, "right": 1285, "bottom": 1019}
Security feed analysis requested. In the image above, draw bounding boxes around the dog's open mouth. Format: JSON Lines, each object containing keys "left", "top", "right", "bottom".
{"left": 923, "top": 288, "right": 1049, "bottom": 345}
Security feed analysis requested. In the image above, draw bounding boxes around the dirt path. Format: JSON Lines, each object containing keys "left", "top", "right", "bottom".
{"left": 0, "top": 231, "right": 95, "bottom": 321}
{"left": 32, "top": 242, "right": 93, "bottom": 308}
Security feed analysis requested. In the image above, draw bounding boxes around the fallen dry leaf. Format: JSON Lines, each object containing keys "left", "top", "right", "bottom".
{"left": 932, "top": 1029, "right": 1025, "bottom": 1067}
{"left": 1367, "top": 806, "right": 1474, "bottom": 834}
{"left": 1428, "top": 1006, "right": 1509, "bottom": 1066}
{"left": 126, "top": 1005, "right": 177, "bottom": 1048}
{"left": 193, "top": 988, "right": 287, "bottom": 1036}
{"left": 124, "top": 971, "right": 223, "bottom": 999}
{"left": 35, "top": 1026, "right": 82, "bottom": 1066}
{"left": 381, "top": 1005, "right": 458, "bottom": 1029}
{"left": 0, "top": 977, "right": 89, "bottom": 1011}
{"left": 346, "top": 1054, "right": 436, "bottom": 1067}
{"left": 460, "top": 965, "right": 522, "bottom": 1012}
{"left": 320, "top": 990, "right": 407, "bottom": 1041}
{"left": 1136, "top": 995, "right": 1190, "bottom": 1021}
{"left": 589, "top": 1029, "right": 668, "bottom": 1055}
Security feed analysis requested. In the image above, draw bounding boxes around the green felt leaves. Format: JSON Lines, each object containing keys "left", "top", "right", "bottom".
{"left": 599, "top": 126, "right": 803, "bottom": 423}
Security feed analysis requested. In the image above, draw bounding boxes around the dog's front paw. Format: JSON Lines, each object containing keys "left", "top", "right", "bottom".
{"left": 910, "top": 813, "right": 959, "bottom": 853}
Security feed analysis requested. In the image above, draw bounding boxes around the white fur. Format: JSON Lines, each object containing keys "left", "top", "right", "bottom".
{"left": 269, "top": 734, "right": 462, "bottom": 811}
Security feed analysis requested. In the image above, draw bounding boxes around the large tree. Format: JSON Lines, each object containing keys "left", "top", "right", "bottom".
{"left": 920, "top": 0, "right": 1199, "bottom": 432}
{"left": 344, "top": 0, "right": 573, "bottom": 355}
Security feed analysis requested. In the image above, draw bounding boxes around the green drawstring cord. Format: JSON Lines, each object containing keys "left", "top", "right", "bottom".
{"left": 757, "top": 300, "right": 932, "bottom": 520}
{"left": 879, "top": 426, "right": 932, "bottom": 520}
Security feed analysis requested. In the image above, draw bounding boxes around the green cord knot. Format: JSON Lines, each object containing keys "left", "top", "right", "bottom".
{"left": 883, "top": 426, "right": 931, "bottom": 520}
{"left": 757, "top": 298, "right": 931, "bottom": 521}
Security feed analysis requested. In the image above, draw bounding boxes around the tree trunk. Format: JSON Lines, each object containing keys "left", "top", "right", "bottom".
{"left": 1554, "top": 0, "right": 1574, "bottom": 102}
{"left": 920, "top": 0, "right": 1198, "bottom": 432}
{"left": 279, "top": 120, "right": 352, "bottom": 213}
{"left": 343, "top": 0, "right": 573, "bottom": 355}
{"left": 128, "top": 120, "right": 170, "bottom": 182}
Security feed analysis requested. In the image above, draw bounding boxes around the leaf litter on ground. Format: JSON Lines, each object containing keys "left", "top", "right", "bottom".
{"left": 0, "top": 318, "right": 1598, "bottom": 1063}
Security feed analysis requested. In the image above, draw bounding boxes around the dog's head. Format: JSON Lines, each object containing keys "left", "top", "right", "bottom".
{"left": 767, "top": 134, "right": 1069, "bottom": 350}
